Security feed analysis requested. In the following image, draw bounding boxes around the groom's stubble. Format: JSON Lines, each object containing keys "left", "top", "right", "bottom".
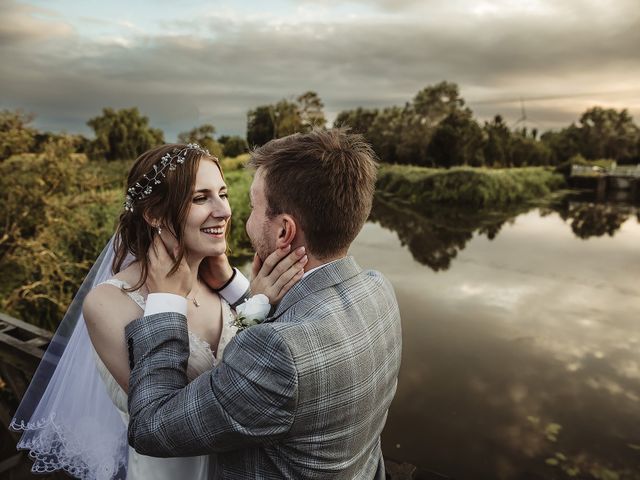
{"left": 246, "top": 168, "right": 279, "bottom": 262}
{"left": 250, "top": 219, "right": 277, "bottom": 263}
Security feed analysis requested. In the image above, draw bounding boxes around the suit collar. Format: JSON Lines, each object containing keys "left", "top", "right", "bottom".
{"left": 269, "top": 256, "right": 362, "bottom": 320}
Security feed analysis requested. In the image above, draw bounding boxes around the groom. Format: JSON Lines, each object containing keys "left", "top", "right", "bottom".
{"left": 125, "top": 128, "right": 402, "bottom": 479}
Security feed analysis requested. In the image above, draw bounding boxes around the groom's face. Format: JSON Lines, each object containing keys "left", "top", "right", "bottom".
{"left": 246, "top": 168, "right": 277, "bottom": 261}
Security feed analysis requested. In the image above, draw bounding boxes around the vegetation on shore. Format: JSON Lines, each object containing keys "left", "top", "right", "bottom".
{"left": 377, "top": 164, "right": 566, "bottom": 209}
{"left": 0, "top": 147, "right": 254, "bottom": 330}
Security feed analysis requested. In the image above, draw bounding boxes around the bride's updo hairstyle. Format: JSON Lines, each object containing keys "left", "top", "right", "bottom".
{"left": 112, "top": 143, "right": 222, "bottom": 291}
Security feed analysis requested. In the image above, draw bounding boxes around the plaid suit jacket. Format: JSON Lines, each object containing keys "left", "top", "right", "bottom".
{"left": 125, "top": 256, "right": 402, "bottom": 479}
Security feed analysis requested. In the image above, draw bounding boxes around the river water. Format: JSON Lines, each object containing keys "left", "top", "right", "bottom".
{"left": 350, "top": 196, "right": 640, "bottom": 479}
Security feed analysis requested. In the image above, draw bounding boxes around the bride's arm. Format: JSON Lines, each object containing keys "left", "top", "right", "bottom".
{"left": 83, "top": 285, "right": 140, "bottom": 392}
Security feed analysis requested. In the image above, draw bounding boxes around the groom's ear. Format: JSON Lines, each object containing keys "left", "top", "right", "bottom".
{"left": 275, "top": 214, "right": 297, "bottom": 249}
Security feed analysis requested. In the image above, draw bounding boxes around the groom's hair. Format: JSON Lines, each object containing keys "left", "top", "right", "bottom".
{"left": 248, "top": 128, "right": 378, "bottom": 259}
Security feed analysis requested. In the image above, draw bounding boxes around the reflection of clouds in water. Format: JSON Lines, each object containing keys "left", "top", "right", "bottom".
{"left": 351, "top": 210, "right": 640, "bottom": 477}
{"left": 458, "top": 282, "right": 533, "bottom": 310}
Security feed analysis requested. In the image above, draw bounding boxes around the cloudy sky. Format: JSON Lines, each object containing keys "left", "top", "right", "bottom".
{"left": 2, "top": 0, "right": 639, "bottom": 139}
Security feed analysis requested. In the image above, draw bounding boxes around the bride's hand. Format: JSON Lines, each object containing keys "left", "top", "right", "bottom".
{"left": 146, "top": 235, "right": 193, "bottom": 297}
{"left": 251, "top": 245, "right": 307, "bottom": 305}
{"left": 199, "top": 254, "right": 234, "bottom": 290}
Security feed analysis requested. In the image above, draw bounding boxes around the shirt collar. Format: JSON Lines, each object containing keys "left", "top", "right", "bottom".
{"left": 302, "top": 257, "right": 344, "bottom": 279}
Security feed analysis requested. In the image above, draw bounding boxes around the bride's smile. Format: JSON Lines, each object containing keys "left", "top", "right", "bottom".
{"left": 183, "top": 159, "right": 231, "bottom": 259}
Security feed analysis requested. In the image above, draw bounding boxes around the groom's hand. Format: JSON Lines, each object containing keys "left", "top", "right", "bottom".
{"left": 146, "top": 235, "right": 193, "bottom": 297}
{"left": 251, "top": 245, "right": 307, "bottom": 304}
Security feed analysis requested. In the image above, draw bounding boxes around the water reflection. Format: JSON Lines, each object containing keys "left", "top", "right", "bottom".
{"left": 369, "top": 196, "right": 526, "bottom": 271}
{"left": 351, "top": 199, "right": 640, "bottom": 480}
{"left": 370, "top": 194, "right": 639, "bottom": 272}
{"left": 549, "top": 196, "right": 636, "bottom": 239}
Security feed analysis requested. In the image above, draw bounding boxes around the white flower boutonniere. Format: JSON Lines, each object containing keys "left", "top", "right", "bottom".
{"left": 234, "top": 294, "right": 271, "bottom": 332}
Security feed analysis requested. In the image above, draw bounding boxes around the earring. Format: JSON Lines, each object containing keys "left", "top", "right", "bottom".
{"left": 156, "top": 226, "right": 162, "bottom": 235}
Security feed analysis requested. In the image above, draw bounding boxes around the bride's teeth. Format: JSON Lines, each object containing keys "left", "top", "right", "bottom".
{"left": 202, "top": 227, "right": 223, "bottom": 234}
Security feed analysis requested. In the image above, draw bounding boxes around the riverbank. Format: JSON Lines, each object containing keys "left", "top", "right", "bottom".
{"left": 376, "top": 164, "right": 566, "bottom": 209}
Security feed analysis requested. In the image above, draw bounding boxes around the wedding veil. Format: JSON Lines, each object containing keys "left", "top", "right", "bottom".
{"left": 10, "top": 235, "right": 129, "bottom": 480}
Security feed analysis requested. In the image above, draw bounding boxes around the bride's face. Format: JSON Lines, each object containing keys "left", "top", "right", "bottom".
{"left": 182, "top": 159, "right": 231, "bottom": 259}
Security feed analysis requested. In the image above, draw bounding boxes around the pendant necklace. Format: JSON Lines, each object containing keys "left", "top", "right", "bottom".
{"left": 188, "top": 281, "right": 200, "bottom": 308}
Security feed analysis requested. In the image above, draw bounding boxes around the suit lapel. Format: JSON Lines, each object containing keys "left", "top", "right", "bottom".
{"left": 268, "top": 256, "right": 363, "bottom": 321}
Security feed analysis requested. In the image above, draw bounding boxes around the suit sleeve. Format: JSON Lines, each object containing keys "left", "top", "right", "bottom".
{"left": 125, "top": 313, "right": 297, "bottom": 456}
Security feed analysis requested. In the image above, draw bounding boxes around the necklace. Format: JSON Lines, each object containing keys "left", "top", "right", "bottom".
{"left": 187, "top": 281, "right": 200, "bottom": 308}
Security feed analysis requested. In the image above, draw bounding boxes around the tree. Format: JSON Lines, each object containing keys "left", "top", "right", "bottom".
{"left": 396, "top": 82, "right": 467, "bottom": 165}
{"left": 540, "top": 125, "right": 582, "bottom": 165}
{"left": 272, "top": 99, "right": 303, "bottom": 138}
{"left": 483, "top": 115, "right": 511, "bottom": 167}
{"left": 246, "top": 92, "right": 328, "bottom": 147}
{"left": 247, "top": 106, "right": 276, "bottom": 147}
{"left": 333, "top": 107, "right": 378, "bottom": 135}
{"left": 0, "top": 109, "right": 36, "bottom": 161}
{"left": 427, "top": 109, "right": 484, "bottom": 168}
{"left": 297, "top": 91, "right": 326, "bottom": 131}
{"left": 577, "top": 107, "right": 639, "bottom": 162}
{"left": 34, "top": 132, "right": 90, "bottom": 154}
{"left": 508, "top": 132, "right": 551, "bottom": 167}
{"left": 177, "top": 124, "right": 223, "bottom": 158}
{"left": 218, "top": 135, "right": 249, "bottom": 158}
{"left": 87, "top": 107, "right": 164, "bottom": 161}
{"left": 367, "top": 106, "right": 404, "bottom": 163}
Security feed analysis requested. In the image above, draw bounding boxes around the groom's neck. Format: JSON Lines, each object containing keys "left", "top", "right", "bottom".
{"left": 303, "top": 250, "right": 347, "bottom": 273}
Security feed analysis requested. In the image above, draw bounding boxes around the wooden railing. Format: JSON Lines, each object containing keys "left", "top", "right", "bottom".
{"left": 0, "top": 312, "right": 65, "bottom": 479}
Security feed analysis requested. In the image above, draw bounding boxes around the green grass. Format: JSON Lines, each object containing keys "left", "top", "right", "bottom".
{"left": 377, "top": 164, "right": 566, "bottom": 209}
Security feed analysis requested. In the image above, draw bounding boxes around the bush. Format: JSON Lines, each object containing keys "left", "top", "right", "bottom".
{"left": 0, "top": 148, "right": 255, "bottom": 329}
{"left": 377, "top": 164, "right": 566, "bottom": 209}
{"left": 0, "top": 109, "right": 36, "bottom": 161}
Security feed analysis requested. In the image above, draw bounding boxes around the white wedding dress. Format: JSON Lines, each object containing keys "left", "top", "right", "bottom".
{"left": 94, "top": 279, "right": 237, "bottom": 480}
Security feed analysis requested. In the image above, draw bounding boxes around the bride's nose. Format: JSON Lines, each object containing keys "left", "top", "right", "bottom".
{"left": 212, "top": 197, "right": 231, "bottom": 219}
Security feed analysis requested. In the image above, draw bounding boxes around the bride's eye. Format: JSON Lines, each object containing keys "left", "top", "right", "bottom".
{"left": 220, "top": 193, "right": 229, "bottom": 200}
{"left": 193, "top": 196, "right": 207, "bottom": 203}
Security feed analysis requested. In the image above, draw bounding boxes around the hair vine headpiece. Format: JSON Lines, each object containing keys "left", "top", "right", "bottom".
{"left": 123, "top": 143, "right": 210, "bottom": 213}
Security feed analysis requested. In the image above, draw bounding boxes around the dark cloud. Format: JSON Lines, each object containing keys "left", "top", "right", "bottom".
{"left": 1, "top": 1, "right": 639, "bottom": 138}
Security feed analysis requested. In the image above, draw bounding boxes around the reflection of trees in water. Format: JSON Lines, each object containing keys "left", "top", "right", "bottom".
{"left": 371, "top": 194, "right": 639, "bottom": 271}
{"left": 369, "top": 196, "right": 523, "bottom": 271}
{"left": 549, "top": 196, "right": 636, "bottom": 239}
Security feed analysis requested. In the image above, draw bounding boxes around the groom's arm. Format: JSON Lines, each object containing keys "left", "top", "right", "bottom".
{"left": 125, "top": 314, "right": 297, "bottom": 456}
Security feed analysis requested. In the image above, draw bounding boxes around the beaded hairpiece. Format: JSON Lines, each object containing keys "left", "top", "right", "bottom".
{"left": 123, "top": 143, "right": 210, "bottom": 213}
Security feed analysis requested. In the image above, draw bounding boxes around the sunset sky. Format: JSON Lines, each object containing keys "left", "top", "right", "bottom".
{"left": 2, "top": 0, "right": 639, "bottom": 139}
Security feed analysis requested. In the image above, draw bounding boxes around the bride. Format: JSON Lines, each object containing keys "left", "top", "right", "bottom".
{"left": 10, "top": 143, "right": 306, "bottom": 479}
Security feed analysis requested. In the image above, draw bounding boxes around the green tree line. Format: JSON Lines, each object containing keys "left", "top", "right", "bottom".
{"left": 3, "top": 83, "right": 638, "bottom": 167}
{"left": 333, "top": 82, "right": 640, "bottom": 167}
